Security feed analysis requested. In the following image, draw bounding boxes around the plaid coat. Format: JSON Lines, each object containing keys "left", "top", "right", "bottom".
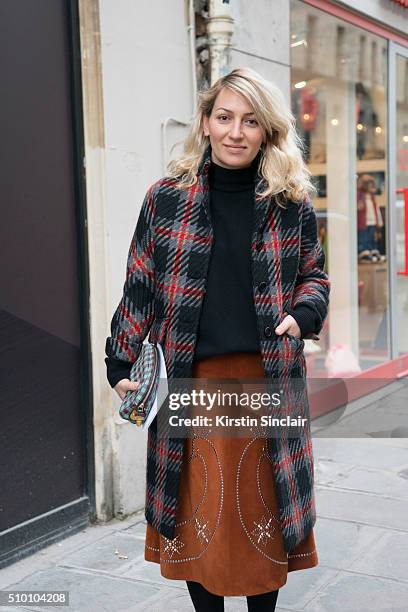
{"left": 105, "top": 145, "right": 330, "bottom": 552}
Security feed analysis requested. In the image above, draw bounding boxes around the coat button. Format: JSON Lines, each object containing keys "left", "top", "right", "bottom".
{"left": 256, "top": 240, "right": 263, "bottom": 252}
{"left": 258, "top": 281, "right": 267, "bottom": 293}
{"left": 264, "top": 326, "right": 272, "bottom": 338}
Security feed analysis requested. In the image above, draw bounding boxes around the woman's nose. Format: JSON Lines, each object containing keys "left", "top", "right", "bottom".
{"left": 229, "top": 120, "right": 243, "bottom": 139}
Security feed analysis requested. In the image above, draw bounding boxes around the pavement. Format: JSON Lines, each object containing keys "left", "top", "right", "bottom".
{"left": 0, "top": 379, "right": 407, "bottom": 611}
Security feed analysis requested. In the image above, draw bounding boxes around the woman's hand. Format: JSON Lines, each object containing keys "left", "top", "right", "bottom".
{"left": 114, "top": 378, "right": 140, "bottom": 401}
{"left": 274, "top": 313, "right": 301, "bottom": 339}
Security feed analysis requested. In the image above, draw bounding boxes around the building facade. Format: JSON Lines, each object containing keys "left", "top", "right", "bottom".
{"left": 1, "top": 0, "right": 407, "bottom": 567}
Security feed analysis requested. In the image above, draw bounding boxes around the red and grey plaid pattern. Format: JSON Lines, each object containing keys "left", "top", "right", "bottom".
{"left": 105, "top": 144, "right": 330, "bottom": 552}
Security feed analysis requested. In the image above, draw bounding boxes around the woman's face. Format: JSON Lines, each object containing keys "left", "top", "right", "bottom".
{"left": 202, "top": 87, "right": 265, "bottom": 169}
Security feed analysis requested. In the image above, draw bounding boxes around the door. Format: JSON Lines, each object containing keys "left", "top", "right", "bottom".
{"left": 0, "top": 0, "right": 91, "bottom": 567}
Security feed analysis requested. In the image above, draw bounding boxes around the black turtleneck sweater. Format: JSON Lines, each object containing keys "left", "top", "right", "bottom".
{"left": 105, "top": 158, "right": 318, "bottom": 386}
{"left": 193, "top": 158, "right": 260, "bottom": 361}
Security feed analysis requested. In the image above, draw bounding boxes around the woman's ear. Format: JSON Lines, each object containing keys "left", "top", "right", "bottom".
{"left": 202, "top": 114, "right": 209, "bottom": 137}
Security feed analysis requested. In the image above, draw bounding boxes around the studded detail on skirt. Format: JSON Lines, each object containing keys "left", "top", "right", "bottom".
{"left": 144, "top": 352, "right": 318, "bottom": 597}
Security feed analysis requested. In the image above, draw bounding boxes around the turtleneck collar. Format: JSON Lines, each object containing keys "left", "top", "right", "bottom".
{"left": 209, "top": 150, "right": 261, "bottom": 192}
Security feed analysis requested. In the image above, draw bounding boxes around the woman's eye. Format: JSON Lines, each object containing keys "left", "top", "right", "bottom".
{"left": 216, "top": 115, "right": 259, "bottom": 126}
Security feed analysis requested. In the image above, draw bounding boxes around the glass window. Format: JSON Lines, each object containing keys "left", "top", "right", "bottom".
{"left": 290, "top": 0, "right": 389, "bottom": 377}
{"left": 395, "top": 53, "right": 408, "bottom": 356}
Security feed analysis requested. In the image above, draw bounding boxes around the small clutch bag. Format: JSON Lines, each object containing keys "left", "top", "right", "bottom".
{"left": 119, "top": 342, "right": 160, "bottom": 427}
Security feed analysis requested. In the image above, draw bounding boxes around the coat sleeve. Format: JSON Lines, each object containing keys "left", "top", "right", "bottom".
{"left": 104, "top": 186, "right": 157, "bottom": 381}
{"left": 288, "top": 196, "right": 330, "bottom": 338}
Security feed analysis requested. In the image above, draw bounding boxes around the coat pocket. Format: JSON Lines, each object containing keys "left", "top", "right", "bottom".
{"left": 283, "top": 332, "right": 305, "bottom": 352}
{"left": 288, "top": 334, "right": 307, "bottom": 380}
{"left": 273, "top": 334, "right": 309, "bottom": 422}
{"left": 274, "top": 333, "right": 305, "bottom": 378}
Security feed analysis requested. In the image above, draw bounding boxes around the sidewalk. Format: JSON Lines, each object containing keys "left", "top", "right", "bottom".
{"left": 1, "top": 380, "right": 407, "bottom": 611}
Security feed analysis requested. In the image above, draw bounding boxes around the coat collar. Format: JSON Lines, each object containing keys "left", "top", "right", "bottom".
{"left": 196, "top": 143, "right": 274, "bottom": 238}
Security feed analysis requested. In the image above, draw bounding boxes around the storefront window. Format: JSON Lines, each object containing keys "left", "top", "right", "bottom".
{"left": 290, "top": 0, "right": 389, "bottom": 377}
{"left": 395, "top": 53, "right": 408, "bottom": 356}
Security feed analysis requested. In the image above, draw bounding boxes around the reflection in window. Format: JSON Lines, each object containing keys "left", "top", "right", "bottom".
{"left": 290, "top": 0, "right": 389, "bottom": 377}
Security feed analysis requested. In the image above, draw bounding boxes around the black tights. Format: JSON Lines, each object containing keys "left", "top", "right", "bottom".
{"left": 186, "top": 580, "right": 279, "bottom": 611}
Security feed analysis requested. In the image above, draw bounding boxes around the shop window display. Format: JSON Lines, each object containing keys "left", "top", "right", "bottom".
{"left": 291, "top": 1, "right": 390, "bottom": 375}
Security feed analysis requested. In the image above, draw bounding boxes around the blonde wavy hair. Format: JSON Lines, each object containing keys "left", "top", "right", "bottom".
{"left": 166, "top": 67, "right": 316, "bottom": 205}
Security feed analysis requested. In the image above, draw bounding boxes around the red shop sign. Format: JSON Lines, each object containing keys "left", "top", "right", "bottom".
{"left": 388, "top": 0, "right": 408, "bottom": 7}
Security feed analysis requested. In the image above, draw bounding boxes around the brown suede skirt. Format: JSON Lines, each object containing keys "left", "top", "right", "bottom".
{"left": 144, "top": 352, "right": 318, "bottom": 597}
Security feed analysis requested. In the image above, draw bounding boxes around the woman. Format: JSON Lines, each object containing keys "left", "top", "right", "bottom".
{"left": 105, "top": 68, "right": 330, "bottom": 610}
